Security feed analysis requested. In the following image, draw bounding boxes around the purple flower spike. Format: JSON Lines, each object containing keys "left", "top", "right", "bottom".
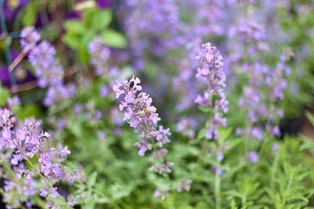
{"left": 195, "top": 43, "right": 228, "bottom": 140}
{"left": 20, "top": 27, "right": 76, "bottom": 106}
{"left": 113, "top": 76, "right": 173, "bottom": 174}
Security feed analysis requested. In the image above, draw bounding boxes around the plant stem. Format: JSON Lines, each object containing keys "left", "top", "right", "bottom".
{"left": 215, "top": 156, "right": 221, "bottom": 209}
{"left": 0, "top": 0, "right": 16, "bottom": 86}
{"left": 271, "top": 148, "right": 279, "bottom": 191}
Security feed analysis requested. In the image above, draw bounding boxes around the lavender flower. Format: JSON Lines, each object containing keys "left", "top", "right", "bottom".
{"left": 246, "top": 151, "right": 259, "bottom": 163}
{"left": 176, "top": 117, "right": 198, "bottom": 140}
{"left": 121, "top": 0, "right": 181, "bottom": 69}
{"left": 20, "top": 27, "right": 76, "bottom": 106}
{"left": 113, "top": 75, "right": 173, "bottom": 174}
{"left": 150, "top": 162, "right": 174, "bottom": 174}
{"left": 237, "top": 51, "right": 290, "bottom": 139}
{"left": 88, "top": 37, "right": 111, "bottom": 76}
{"left": 154, "top": 189, "right": 169, "bottom": 200}
{"left": 0, "top": 108, "right": 82, "bottom": 207}
{"left": 20, "top": 26, "right": 40, "bottom": 52}
{"left": 195, "top": 43, "right": 228, "bottom": 140}
{"left": 211, "top": 165, "right": 224, "bottom": 176}
{"left": 7, "top": 95, "right": 20, "bottom": 109}
{"left": 272, "top": 142, "right": 279, "bottom": 151}
{"left": 177, "top": 179, "right": 192, "bottom": 192}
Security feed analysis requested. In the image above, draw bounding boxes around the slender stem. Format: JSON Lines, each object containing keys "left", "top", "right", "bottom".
{"left": 241, "top": 192, "right": 247, "bottom": 207}
{"left": 13, "top": 140, "right": 53, "bottom": 187}
{"left": 0, "top": 0, "right": 16, "bottom": 86}
{"left": 9, "top": 80, "right": 38, "bottom": 94}
{"left": 9, "top": 49, "right": 30, "bottom": 72}
{"left": 215, "top": 155, "right": 221, "bottom": 209}
{"left": 271, "top": 150, "right": 279, "bottom": 191}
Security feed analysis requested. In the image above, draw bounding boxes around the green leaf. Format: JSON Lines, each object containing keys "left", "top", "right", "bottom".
{"left": 0, "top": 86, "right": 9, "bottom": 106}
{"left": 218, "top": 128, "right": 232, "bottom": 141}
{"left": 110, "top": 183, "right": 133, "bottom": 200}
{"left": 95, "top": 196, "right": 109, "bottom": 204}
{"left": 92, "top": 10, "right": 112, "bottom": 31}
{"left": 230, "top": 199, "right": 239, "bottom": 209}
{"left": 78, "top": 43, "right": 90, "bottom": 65}
{"left": 198, "top": 105, "right": 210, "bottom": 113}
{"left": 64, "top": 20, "right": 86, "bottom": 34}
{"left": 77, "top": 31, "right": 95, "bottom": 65}
{"left": 16, "top": 104, "right": 40, "bottom": 119}
{"left": 197, "top": 128, "right": 206, "bottom": 141}
{"left": 63, "top": 33, "right": 81, "bottom": 49}
{"left": 305, "top": 111, "right": 314, "bottom": 127}
{"left": 0, "top": 35, "right": 12, "bottom": 50}
{"left": 101, "top": 29, "right": 127, "bottom": 48}
{"left": 88, "top": 172, "right": 98, "bottom": 187}
{"left": 23, "top": 0, "right": 38, "bottom": 26}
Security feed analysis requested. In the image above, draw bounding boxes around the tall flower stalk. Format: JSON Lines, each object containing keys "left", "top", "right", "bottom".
{"left": 113, "top": 75, "right": 173, "bottom": 197}
{"left": 20, "top": 27, "right": 76, "bottom": 106}
{"left": 195, "top": 42, "right": 228, "bottom": 209}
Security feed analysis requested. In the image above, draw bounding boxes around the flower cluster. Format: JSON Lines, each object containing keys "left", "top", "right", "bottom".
{"left": 121, "top": 0, "right": 181, "bottom": 69}
{"left": 113, "top": 76, "right": 171, "bottom": 156}
{"left": 20, "top": 26, "right": 40, "bottom": 52}
{"left": 195, "top": 43, "right": 228, "bottom": 139}
{"left": 0, "top": 108, "right": 82, "bottom": 208}
{"left": 237, "top": 52, "right": 291, "bottom": 140}
{"left": 20, "top": 27, "right": 76, "bottom": 106}
{"left": 88, "top": 37, "right": 111, "bottom": 76}
{"left": 113, "top": 75, "right": 173, "bottom": 197}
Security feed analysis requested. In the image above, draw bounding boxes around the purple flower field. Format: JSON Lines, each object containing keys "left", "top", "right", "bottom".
{"left": 1, "top": 0, "right": 314, "bottom": 208}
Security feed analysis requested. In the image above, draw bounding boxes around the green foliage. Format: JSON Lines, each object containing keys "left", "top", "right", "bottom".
{"left": 22, "top": 0, "right": 38, "bottom": 26}
{"left": 63, "top": 8, "right": 126, "bottom": 65}
{"left": 101, "top": 29, "right": 127, "bottom": 48}
{"left": 2, "top": 1, "right": 314, "bottom": 208}
{"left": 0, "top": 84, "right": 9, "bottom": 106}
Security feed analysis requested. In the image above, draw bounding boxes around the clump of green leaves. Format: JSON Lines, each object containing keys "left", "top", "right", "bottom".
{"left": 63, "top": 7, "right": 126, "bottom": 65}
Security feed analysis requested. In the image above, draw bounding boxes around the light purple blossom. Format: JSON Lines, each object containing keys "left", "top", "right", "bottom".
{"left": 0, "top": 108, "right": 80, "bottom": 207}
{"left": 247, "top": 151, "right": 259, "bottom": 163}
{"left": 20, "top": 26, "right": 40, "bottom": 52}
{"left": 150, "top": 162, "right": 174, "bottom": 174}
{"left": 20, "top": 27, "right": 76, "bottom": 106}
{"left": 177, "top": 179, "right": 192, "bottom": 192}
{"left": 154, "top": 189, "right": 169, "bottom": 200}
{"left": 151, "top": 148, "right": 168, "bottom": 159}
{"left": 211, "top": 165, "right": 224, "bottom": 176}
{"left": 195, "top": 43, "right": 228, "bottom": 140}
{"left": 88, "top": 37, "right": 111, "bottom": 76}
{"left": 121, "top": 0, "right": 181, "bottom": 69}
{"left": 272, "top": 142, "right": 279, "bottom": 151}
{"left": 113, "top": 75, "right": 173, "bottom": 174}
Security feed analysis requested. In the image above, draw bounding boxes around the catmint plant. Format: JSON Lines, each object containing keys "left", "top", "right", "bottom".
{"left": 113, "top": 75, "right": 173, "bottom": 197}
{"left": 20, "top": 27, "right": 76, "bottom": 106}
{"left": 0, "top": 108, "right": 83, "bottom": 208}
{"left": 195, "top": 43, "right": 228, "bottom": 140}
{"left": 120, "top": 0, "right": 181, "bottom": 69}
{"left": 194, "top": 42, "right": 229, "bottom": 209}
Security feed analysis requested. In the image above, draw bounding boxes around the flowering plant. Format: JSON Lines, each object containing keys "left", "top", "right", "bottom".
{"left": 1, "top": 0, "right": 314, "bottom": 208}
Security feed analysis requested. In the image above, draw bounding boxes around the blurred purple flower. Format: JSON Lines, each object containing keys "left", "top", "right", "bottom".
{"left": 272, "top": 142, "right": 279, "bottom": 152}
{"left": 177, "top": 179, "right": 192, "bottom": 192}
{"left": 247, "top": 151, "right": 259, "bottom": 163}
{"left": 195, "top": 43, "right": 228, "bottom": 140}
{"left": 21, "top": 27, "right": 76, "bottom": 106}
{"left": 96, "top": 0, "right": 110, "bottom": 9}
{"left": 2, "top": 0, "right": 29, "bottom": 20}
